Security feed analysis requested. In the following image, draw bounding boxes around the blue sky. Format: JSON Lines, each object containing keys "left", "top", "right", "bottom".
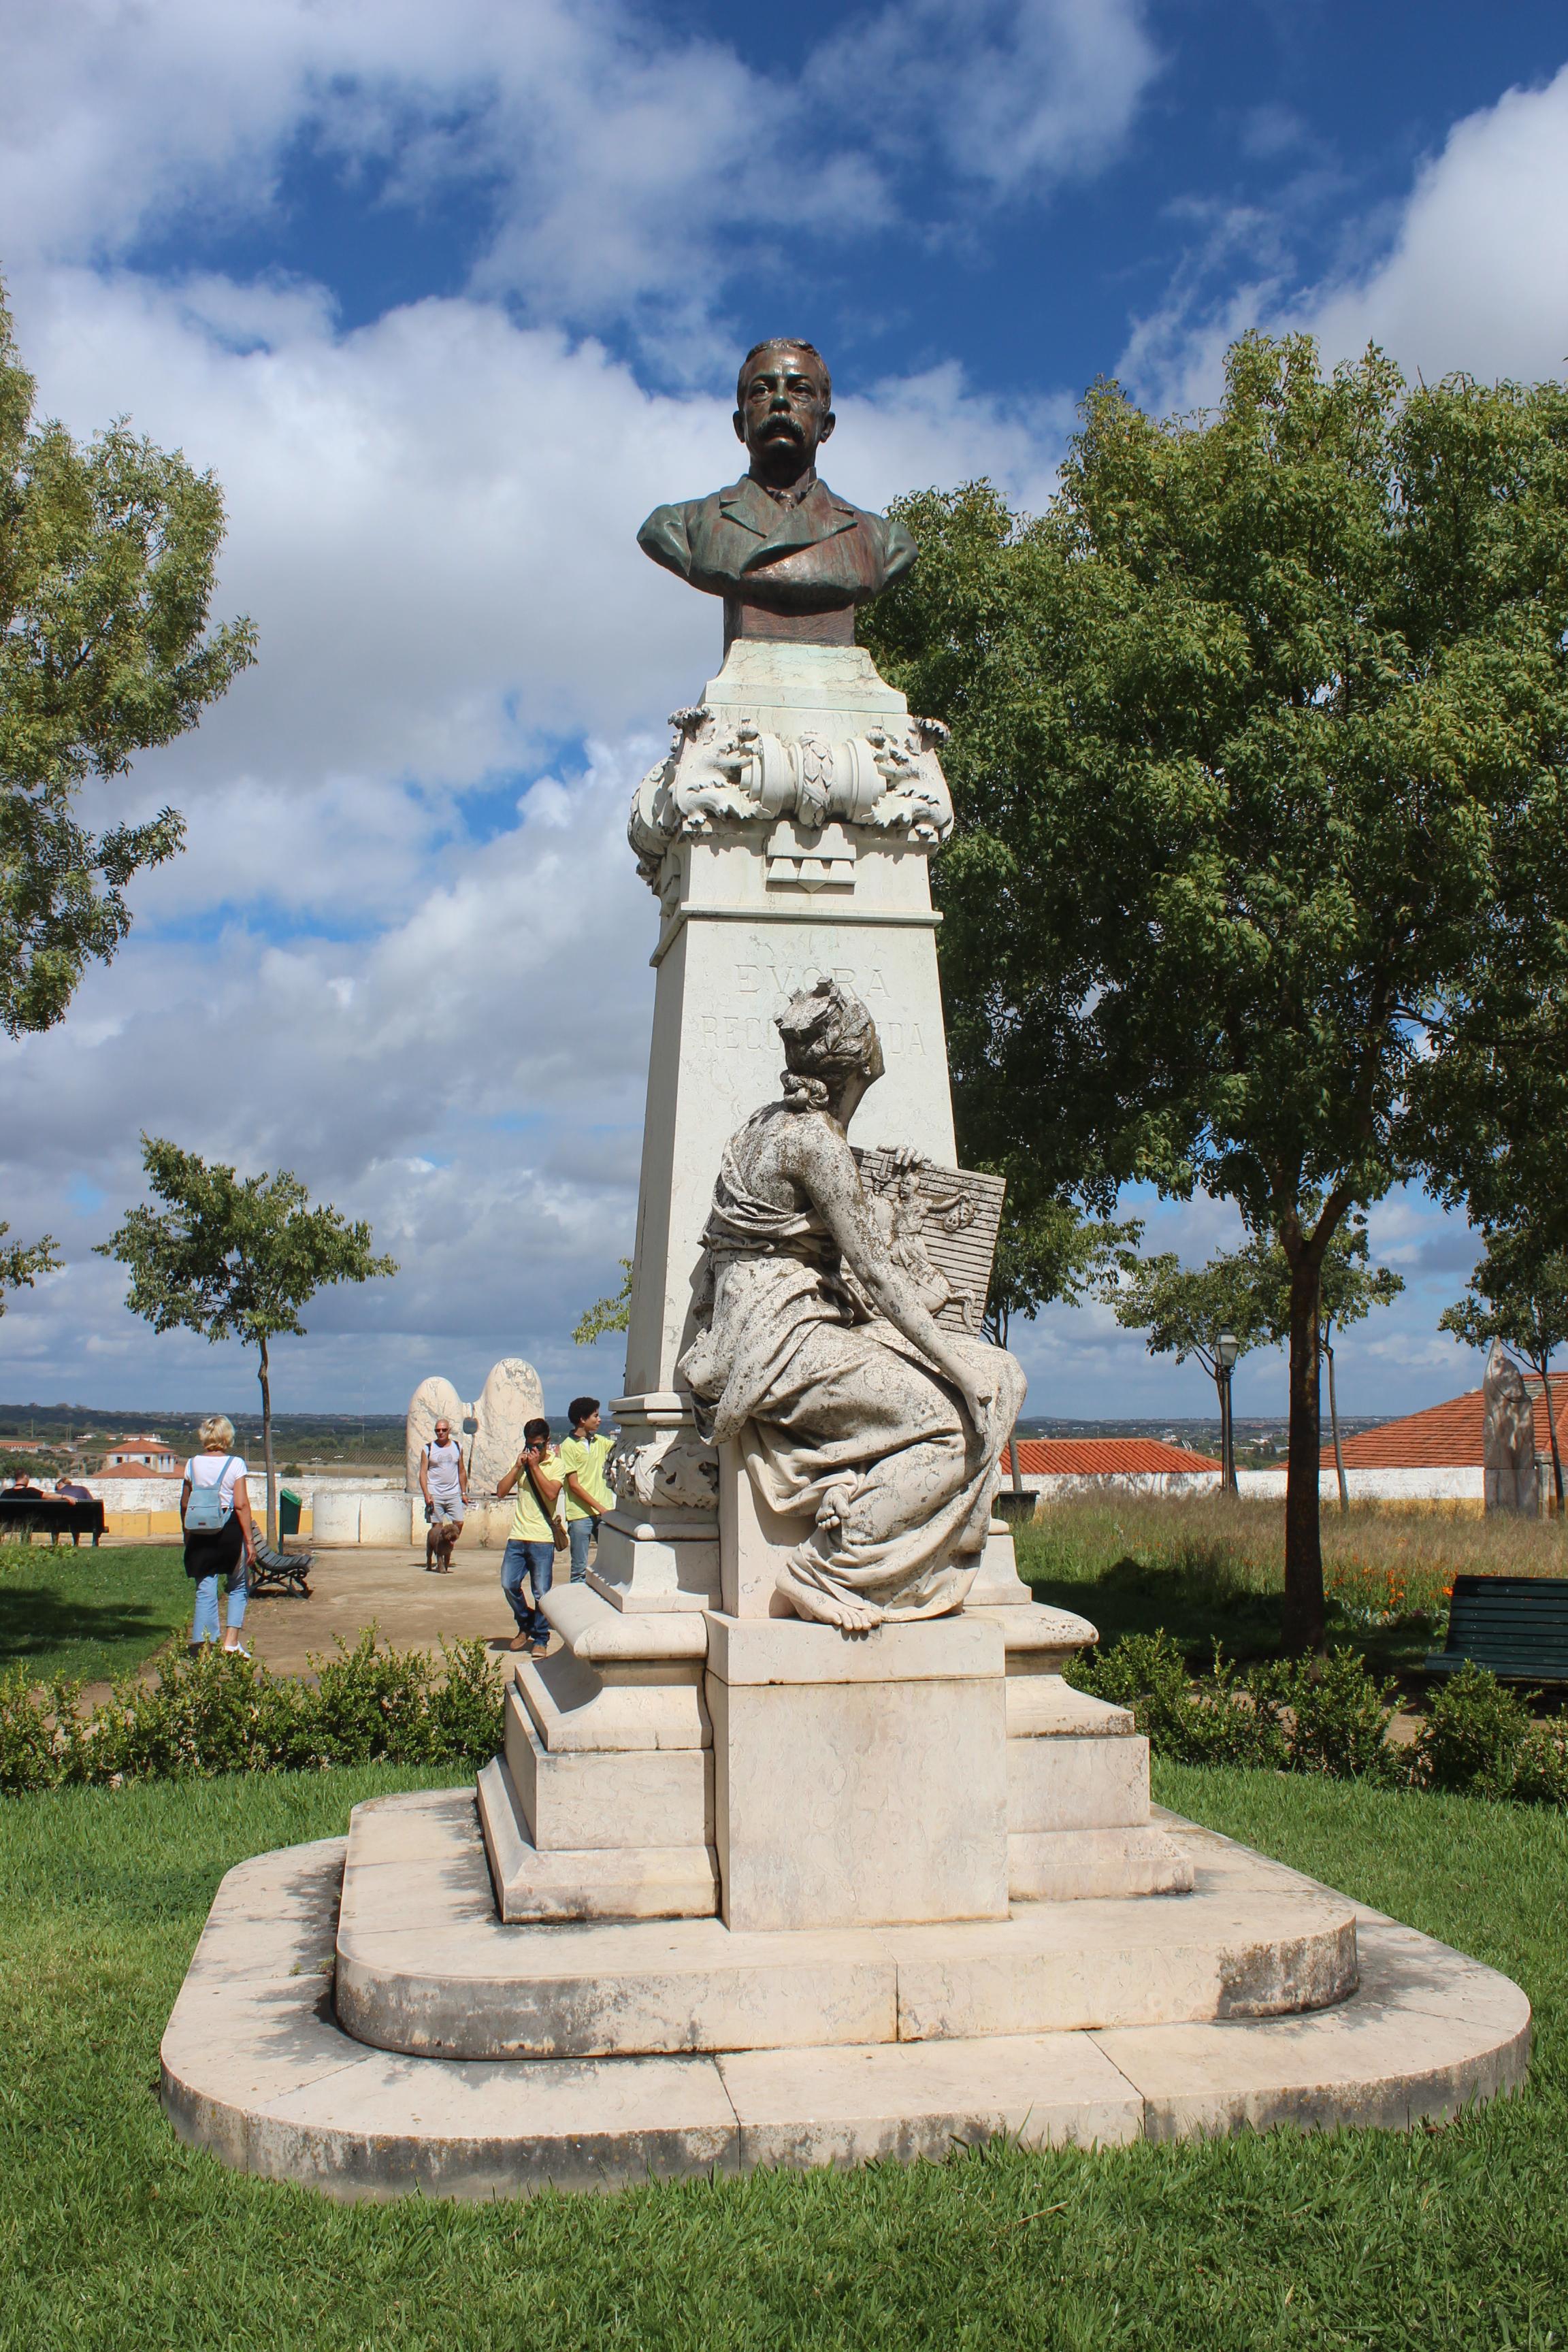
{"left": 2, "top": 0, "right": 1566, "bottom": 1426}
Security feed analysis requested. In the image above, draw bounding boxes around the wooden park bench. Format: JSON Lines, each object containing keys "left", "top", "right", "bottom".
{"left": 0, "top": 1492, "right": 106, "bottom": 1547}
{"left": 246, "top": 1544, "right": 314, "bottom": 1601}
{"left": 1423, "top": 1575, "right": 1568, "bottom": 1687}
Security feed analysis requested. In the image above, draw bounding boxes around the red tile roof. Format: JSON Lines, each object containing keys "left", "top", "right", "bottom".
{"left": 1001, "top": 1438, "right": 1220, "bottom": 1477}
{"left": 1319, "top": 1377, "right": 1568, "bottom": 1469}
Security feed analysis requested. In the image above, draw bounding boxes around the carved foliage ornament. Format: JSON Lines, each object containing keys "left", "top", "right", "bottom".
{"left": 608, "top": 1427, "right": 720, "bottom": 1513}
{"left": 628, "top": 704, "right": 953, "bottom": 890}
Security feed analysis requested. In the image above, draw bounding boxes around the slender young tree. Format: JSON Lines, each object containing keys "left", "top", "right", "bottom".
{"left": 1103, "top": 1246, "right": 1273, "bottom": 1467}
{"left": 1440, "top": 1226, "right": 1568, "bottom": 1505}
{"left": 1107, "top": 1222, "right": 1402, "bottom": 1499}
{"left": 98, "top": 1139, "right": 397, "bottom": 1544}
{"left": 1314, "top": 1223, "right": 1404, "bottom": 1512}
{"left": 863, "top": 336, "right": 1568, "bottom": 1648}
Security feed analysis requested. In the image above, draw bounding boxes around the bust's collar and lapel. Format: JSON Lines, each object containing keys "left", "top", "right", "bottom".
{"left": 717, "top": 474, "right": 860, "bottom": 544}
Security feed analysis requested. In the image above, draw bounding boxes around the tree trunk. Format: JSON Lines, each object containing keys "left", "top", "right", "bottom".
{"left": 994, "top": 1304, "right": 1025, "bottom": 1494}
{"left": 1531, "top": 1349, "right": 1565, "bottom": 1511}
{"left": 1282, "top": 1256, "right": 1326, "bottom": 1653}
{"left": 258, "top": 1337, "right": 277, "bottom": 1549}
{"left": 1324, "top": 1322, "right": 1349, "bottom": 1515}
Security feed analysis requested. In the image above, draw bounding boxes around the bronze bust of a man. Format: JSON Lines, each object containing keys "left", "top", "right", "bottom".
{"left": 638, "top": 340, "right": 917, "bottom": 644}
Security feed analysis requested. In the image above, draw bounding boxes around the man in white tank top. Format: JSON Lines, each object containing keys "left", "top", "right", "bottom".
{"left": 419, "top": 1418, "right": 469, "bottom": 1571}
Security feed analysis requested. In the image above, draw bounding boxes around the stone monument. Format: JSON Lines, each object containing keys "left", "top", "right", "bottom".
{"left": 405, "top": 1358, "right": 544, "bottom": 1494}
{"left": 160, "top": 338, "right": 1531, "bottom": 2195}
{"left": 1483, "top": 1340, "right": 1539, "bottom": 1515}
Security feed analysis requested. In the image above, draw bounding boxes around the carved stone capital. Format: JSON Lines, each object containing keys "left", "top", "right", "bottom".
{"left": 609, "top": 1426, "right": 720, "bottom": 1514}
{"left": 626, "top": 705, "right": 953, "bottom": 892}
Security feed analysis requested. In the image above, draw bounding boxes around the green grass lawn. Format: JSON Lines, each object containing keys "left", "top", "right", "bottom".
{"left": 1, "top": 1761, "right": 1566, "bottom": 2349}
{"left": 0, "top": 1543, "right": 191, "bottom": 1684}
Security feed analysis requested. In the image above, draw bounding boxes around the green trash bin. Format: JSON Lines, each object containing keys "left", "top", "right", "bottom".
{"left": 278, "top": 1487, "right": 303, "bottom": 1539}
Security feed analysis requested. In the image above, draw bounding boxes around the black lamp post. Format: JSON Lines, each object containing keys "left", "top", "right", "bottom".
{"left": 1216, "top": 1330, "right": 1239, "bottom": 1494}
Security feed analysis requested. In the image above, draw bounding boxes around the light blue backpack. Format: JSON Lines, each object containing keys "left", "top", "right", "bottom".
{"left": 185, "top": 1456, "right": 238, "bottom": 1532}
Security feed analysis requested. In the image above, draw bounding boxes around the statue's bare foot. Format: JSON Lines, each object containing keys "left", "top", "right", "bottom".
{"left": 776, "top": 1562, "right": 885, "bottom": 1633}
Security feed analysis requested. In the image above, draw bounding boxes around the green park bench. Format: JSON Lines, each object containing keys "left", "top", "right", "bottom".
{"left": 1423, "top": 1575, "right": 1568, "bottom": 1686}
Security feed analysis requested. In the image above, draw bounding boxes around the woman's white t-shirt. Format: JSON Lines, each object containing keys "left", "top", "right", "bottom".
{"left": 185, "top": 1454, "right": 249, "bottom": 1514}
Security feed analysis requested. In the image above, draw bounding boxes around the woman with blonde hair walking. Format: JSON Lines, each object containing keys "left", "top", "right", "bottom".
{"left": 181, "top": 1414, "right": 259, "bottom": 1655}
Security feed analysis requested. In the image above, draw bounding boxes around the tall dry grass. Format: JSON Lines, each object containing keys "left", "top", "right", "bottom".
{"left": 1015, "top": 1492, "right": 1568, "bottom": 1628}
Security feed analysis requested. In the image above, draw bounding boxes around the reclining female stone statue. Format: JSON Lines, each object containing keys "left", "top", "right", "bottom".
{"left": 678, "top": 978, "right": 1026, "bottom": 1631}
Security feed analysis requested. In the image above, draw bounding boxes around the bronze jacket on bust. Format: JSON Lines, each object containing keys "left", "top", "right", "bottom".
{"left": 638, "top": 473, "right": 917, "bottom": 612}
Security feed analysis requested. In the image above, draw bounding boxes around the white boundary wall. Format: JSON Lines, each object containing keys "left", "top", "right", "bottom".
{"left": 1016, "top": 1467, "right": 1488, "bottom": 1505}
{"left": 78, "top": 1465, "right": 1492, "bottom": 1529}
{"left": 1011, "top": 1471, "right": 1221, "bottom": 1500}
{"left": 71, "top": 1475, "right": 521, "bottom": 1547}
{"left": 80, "top": 1475, "right": 400, "bottom": 1515}
{"left": 1235, "top": 1468, "right": 1486, "bottom": 1503}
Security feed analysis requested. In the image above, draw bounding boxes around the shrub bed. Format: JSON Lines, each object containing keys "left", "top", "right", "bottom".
{"left": 0, "top": 1631, "right": 504, "bottom": 1796}
{"left": 1069, "top": 1631, "right": 1568, "bottom": 1806}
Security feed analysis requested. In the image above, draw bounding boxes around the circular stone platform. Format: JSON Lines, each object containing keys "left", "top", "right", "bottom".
{"left": 159, "top": 1799, "right": 1530, "bottom": 2201}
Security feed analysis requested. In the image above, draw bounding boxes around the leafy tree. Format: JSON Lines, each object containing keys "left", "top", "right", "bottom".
{"left": 1, "top": 287, "right": 254, "bottom": 1306}
{"left": 1440, "top": 1225, "right": 1568, "bottom": 1504}
{"left": 97, "top": 1139, "right": 397, "bottom": 1543}
{"left": 1, "top": 285, "right": 255, "bottom": 1037}
{"left": 1309, "top": 1224, "right": 1403, "bottom": 1511}
{"left": 863, "top": 336, "right": 1568, "bottom": 1648}
{"left": 0, "top": 1224, "right": 61, "bottom": 1313}
{"left": 573, "top": 1258, "right": 632, "bottom": 1346}
{"left": 1104, "top": 1244, "right": 1273, "bottom": 1479}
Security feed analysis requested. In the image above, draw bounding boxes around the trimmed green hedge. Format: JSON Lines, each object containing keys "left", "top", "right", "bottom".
{"left": 0, "top": 1631, "right": 504, "bottom": 1796}
{"left": 1069, "top": 1631, "right": 1568, "bottom": 1806}
{"left": 6, "top": 1618, "right": 1561, "bottom": 1811}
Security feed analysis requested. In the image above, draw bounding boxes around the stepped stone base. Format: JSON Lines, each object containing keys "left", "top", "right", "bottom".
{"left": 336, "top": 1792, "right": 1352, "bottom": 2059}
{"left": 479, "top": 1757, "right": 720, "bottom": 1923}
{"left": 161, "top": 1803, "right": 1530, "bottom": 2200}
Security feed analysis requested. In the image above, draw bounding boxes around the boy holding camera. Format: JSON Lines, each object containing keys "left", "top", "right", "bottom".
{"left": 495, "top": 1418, "right": 561, "bottom": 1653}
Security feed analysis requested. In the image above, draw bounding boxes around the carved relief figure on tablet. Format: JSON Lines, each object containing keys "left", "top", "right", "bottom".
{"left": 677, "top": 978, "right": 1026, "bottom": 1630}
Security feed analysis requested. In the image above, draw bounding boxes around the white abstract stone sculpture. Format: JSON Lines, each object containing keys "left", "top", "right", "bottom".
{"left": 1483, "top": 1340, "right": 1539, "bottom": 1515}
{"left": 404, "top": 1375, "right": 463, "bottom": 1494}
{"left": 404, "top": 1358, "right": 544, "bottom": 1495}
{"left": 678, "top": 977, "right": 1026, "bottom": 1629}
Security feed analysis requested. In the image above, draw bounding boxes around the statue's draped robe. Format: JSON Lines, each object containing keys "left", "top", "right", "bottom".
{"left": 678, "top": 1107, "right": 1026, "bottom": 1621}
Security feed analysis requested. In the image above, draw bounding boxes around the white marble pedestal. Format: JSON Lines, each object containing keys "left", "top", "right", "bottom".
{"left": 705, "top": 1614, "right": 1010, "bottom": 1931}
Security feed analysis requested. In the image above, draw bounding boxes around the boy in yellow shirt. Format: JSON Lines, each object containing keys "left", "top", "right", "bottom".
{"left": 495, "top": 1418, "right": 561, "bottom": 1652}
{"left": 557, "top": 1396, "right": 615, "bottom": 1584}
